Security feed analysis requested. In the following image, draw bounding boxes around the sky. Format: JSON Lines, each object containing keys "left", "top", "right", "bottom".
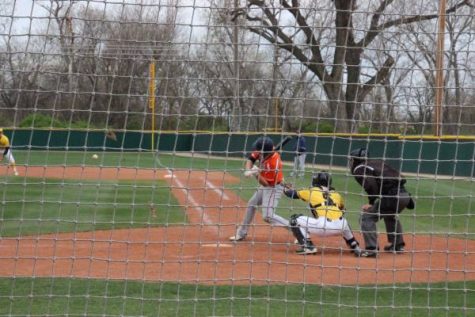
{"left": 8, "top": 0, "right": 209, "bottom": 34}
{"left": 12, "top": 0, "right": 34, "bottom": 16}
{"left": 10, "top": 0, "right": 36, "bottom": 33}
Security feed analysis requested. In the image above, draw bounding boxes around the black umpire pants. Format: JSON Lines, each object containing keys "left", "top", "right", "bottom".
{"left": 360, "top": 188, "right": 412, "bottom": 250}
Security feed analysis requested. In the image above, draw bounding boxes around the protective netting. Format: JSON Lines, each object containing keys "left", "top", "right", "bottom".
{"left": 0, "top": 1, "right": 474, "bottom": 316}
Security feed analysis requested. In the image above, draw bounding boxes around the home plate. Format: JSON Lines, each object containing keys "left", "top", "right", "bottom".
{"left": 202, "top": 243, "right": 233, "bottom": 248}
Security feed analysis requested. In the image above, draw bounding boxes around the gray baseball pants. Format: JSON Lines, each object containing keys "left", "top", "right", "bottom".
{"left": 291, "top": 153, "right": 306, "bottom": 176}
{"left": 236, "top": 184, "right": 289, "bottom": 238}
{"left": 360, "top": 189, "right": 411, "bottom": 250}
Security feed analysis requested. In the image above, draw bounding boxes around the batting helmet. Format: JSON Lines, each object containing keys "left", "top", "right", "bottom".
{"left": 252, "top": 136, "right": 274, "bottom": 155}
{"left": 312, "top": 171, "right": 332, "bottom": 188}
{"left": 350, "top": 148, "right": 369, "bottom": 159}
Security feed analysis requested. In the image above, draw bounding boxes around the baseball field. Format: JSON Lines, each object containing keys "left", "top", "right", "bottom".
{"left": 0, "top": 150, "right": 474, "bottom": 316}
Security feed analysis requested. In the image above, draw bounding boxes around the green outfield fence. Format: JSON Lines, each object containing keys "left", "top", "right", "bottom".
{"left": 5, "top": 129, "right": 475, "bottom": 177}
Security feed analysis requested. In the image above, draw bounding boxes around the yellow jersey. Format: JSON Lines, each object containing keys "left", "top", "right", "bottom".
{"left": 0, "top": 134, "right": 10, "bottom": 148}
{"left": 296, "top": 187, "right": 344, "bottom": 220}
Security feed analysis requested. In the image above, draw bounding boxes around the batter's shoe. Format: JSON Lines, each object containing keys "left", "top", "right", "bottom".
{"left": 296, "top": 246, "right": 317, "bottom": 255}
{"left": 14, "top": 171, "right": 19, "bottom": 176}
{"left": 229, "top": 234, "right": 246, "bottom": 242}
{"left": 384, "top": 243, "right": 405, "bottom": 253}
{"left": 358, "top": 250, "right": 378, "bottom": 258}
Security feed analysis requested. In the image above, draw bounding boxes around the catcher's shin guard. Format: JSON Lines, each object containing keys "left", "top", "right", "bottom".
{"left": 344, "top": 237, "right": 359, "bottom": 249}
{"left": 290, "top": 214, "right": 306, "bottom": 246}
{"left": 344, "top": 237, "right": 362, "bottom": 256}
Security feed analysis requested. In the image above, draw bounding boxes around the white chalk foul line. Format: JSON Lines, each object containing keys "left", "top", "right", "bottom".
{"left": 205, "top": 180, "right": 230, "bottom": 201}
{"left": 202, "top": 243, "right": 232, "bottom": 248}
{"left": 167, "top": 170, "right": 215, "bottom": 232}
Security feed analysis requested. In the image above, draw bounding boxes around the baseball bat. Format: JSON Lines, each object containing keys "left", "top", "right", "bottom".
{"left": 274, "top": 135, "right": 293, "bottom": 151}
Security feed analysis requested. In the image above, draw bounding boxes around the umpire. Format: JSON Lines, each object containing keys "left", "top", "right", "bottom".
{"left": 349, "top": 148, "right": 415, "bottom": 257}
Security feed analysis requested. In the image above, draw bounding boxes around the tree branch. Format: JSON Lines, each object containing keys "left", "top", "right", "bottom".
{"left": 281, "top": 0, "right": 326, "bottom": 73}
{"left": 357, "top": 55, "right": 395, "bottom": 102}
{"left": 235, "top": 1, "right": 327, "bottom": 80}
{"left": 331, "top": 0, "right": 357, "bottom": 83}
{"left": 367, "top": 0, "right": 394, "bottom": 38}
{"left": 360, "top": 0, "right": 470, "bottom": 47}
{"left": 230, "top": 0, "right": 264, "bottom": 21}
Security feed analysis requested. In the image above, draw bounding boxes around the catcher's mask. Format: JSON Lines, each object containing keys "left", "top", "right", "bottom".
{"left": 252, "top": 137, "right": 274, "bottom": 157}
{"left": 312, "top": 171, "right": 331, "bottom": 188}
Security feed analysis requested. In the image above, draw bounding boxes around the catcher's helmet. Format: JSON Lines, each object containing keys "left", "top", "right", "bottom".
{"left": 312, "top": 171, "right": 332, "bottom": 188}
{"left": 350, "top": 148, "right": 369, "bottom": 159}
{"left": 252, "top": 136, "right": 274, "bottom": 155}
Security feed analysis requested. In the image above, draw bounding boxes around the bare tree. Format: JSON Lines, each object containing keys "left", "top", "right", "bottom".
{"left": 357, "top": 33, "right": 415, "bottom": 134}
{"left": 232, "top": 0, "right": 471, "bottom": 132}
{"left": 442, "top": 10, "right": 474, "bottom": 134}
{"left": 193, "top": 0, "right": 321, "bottom": 132}
{"left": 397, "top": 1, "right": 474, "bottom": 134}
{"left": 193, "top": 0, "right": 270, "bottom": 131}
{"left": 0, "top": 0, "right": 60, "bottom": 126}
{"left": 93, "top": 3, "right": 187, "bottom": 130}
{"left": 38, "top": 0, "right": 78, "bottom": 90}
{"left": 32, "top": 0, "right": 189, "bottom": 130}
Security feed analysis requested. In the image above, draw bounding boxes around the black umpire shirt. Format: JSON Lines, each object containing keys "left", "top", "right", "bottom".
{"left": 351, "top": 159, "right": 406, "bottom": 205}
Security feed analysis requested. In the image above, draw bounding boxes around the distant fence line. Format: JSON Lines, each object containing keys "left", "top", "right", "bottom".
{"left": 6, "top": 129, "right": 475, "bottom": 177}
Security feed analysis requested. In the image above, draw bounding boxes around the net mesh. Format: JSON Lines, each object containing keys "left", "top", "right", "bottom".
{"left": 0, "top": 0, "right": 474, "bottom": 316}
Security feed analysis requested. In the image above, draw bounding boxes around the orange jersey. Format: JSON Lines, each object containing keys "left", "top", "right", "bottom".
{"left": 249, "top": 151, "right": 283, "bottom": 186}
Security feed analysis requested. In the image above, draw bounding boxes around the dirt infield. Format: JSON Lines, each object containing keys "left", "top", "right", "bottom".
{"left": 0, "top": 166, "right": 474, "bottom": 285}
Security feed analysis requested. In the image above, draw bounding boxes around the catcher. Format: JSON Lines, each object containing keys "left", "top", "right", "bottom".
{"left": 283, "top": 171, "right": 362, "bottom": 256}
{"left": 0, "top": 128, "right": 19, "bottom": 176}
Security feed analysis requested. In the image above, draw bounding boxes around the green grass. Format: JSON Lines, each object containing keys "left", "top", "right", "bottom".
{"left": 229, "top": 171, "right": 475, "bottom": 239}
{"left": 13, "top": 150, "right": 245, "bottom": 171}
{"left": 0, "top": 278, "right": 473, "bottom": 317}
{"left": 1, "top": 150, "right": 242, "bottom": 237}
{"left": 0, "top": 178, "right": 185, "bottom": 237}
{"left": 2, "top": 150, "right": 474, "bottom": 238}
{"left": 1, "top": 150, "right": 474, "bottom": 316}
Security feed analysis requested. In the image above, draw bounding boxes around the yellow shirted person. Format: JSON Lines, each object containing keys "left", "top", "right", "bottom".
{"left": 0, "top": 128, "right": 19, "bottom": 176}
{"left": 284, "top": 171, "right": 362, "bottom": 256}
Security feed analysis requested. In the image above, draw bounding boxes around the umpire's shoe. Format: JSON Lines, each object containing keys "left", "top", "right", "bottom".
{"left": 229, "top": 234, "right": 246, "bottom": 242}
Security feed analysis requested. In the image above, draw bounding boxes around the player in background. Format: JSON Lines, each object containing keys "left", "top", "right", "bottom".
{"left": 349, "top": 148, "right": 415, "bottom": 257}
{"left": 229, "top": 136, "right": 290, "bottom": 241}
{"left": 0, "top": 128, "right": 19, "bottom": 176}
{"left": 284, "top": 171, "right": 362, "bottom": 256}
{"left": 290, "top": 131, "right": 307, "bottom": 178}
